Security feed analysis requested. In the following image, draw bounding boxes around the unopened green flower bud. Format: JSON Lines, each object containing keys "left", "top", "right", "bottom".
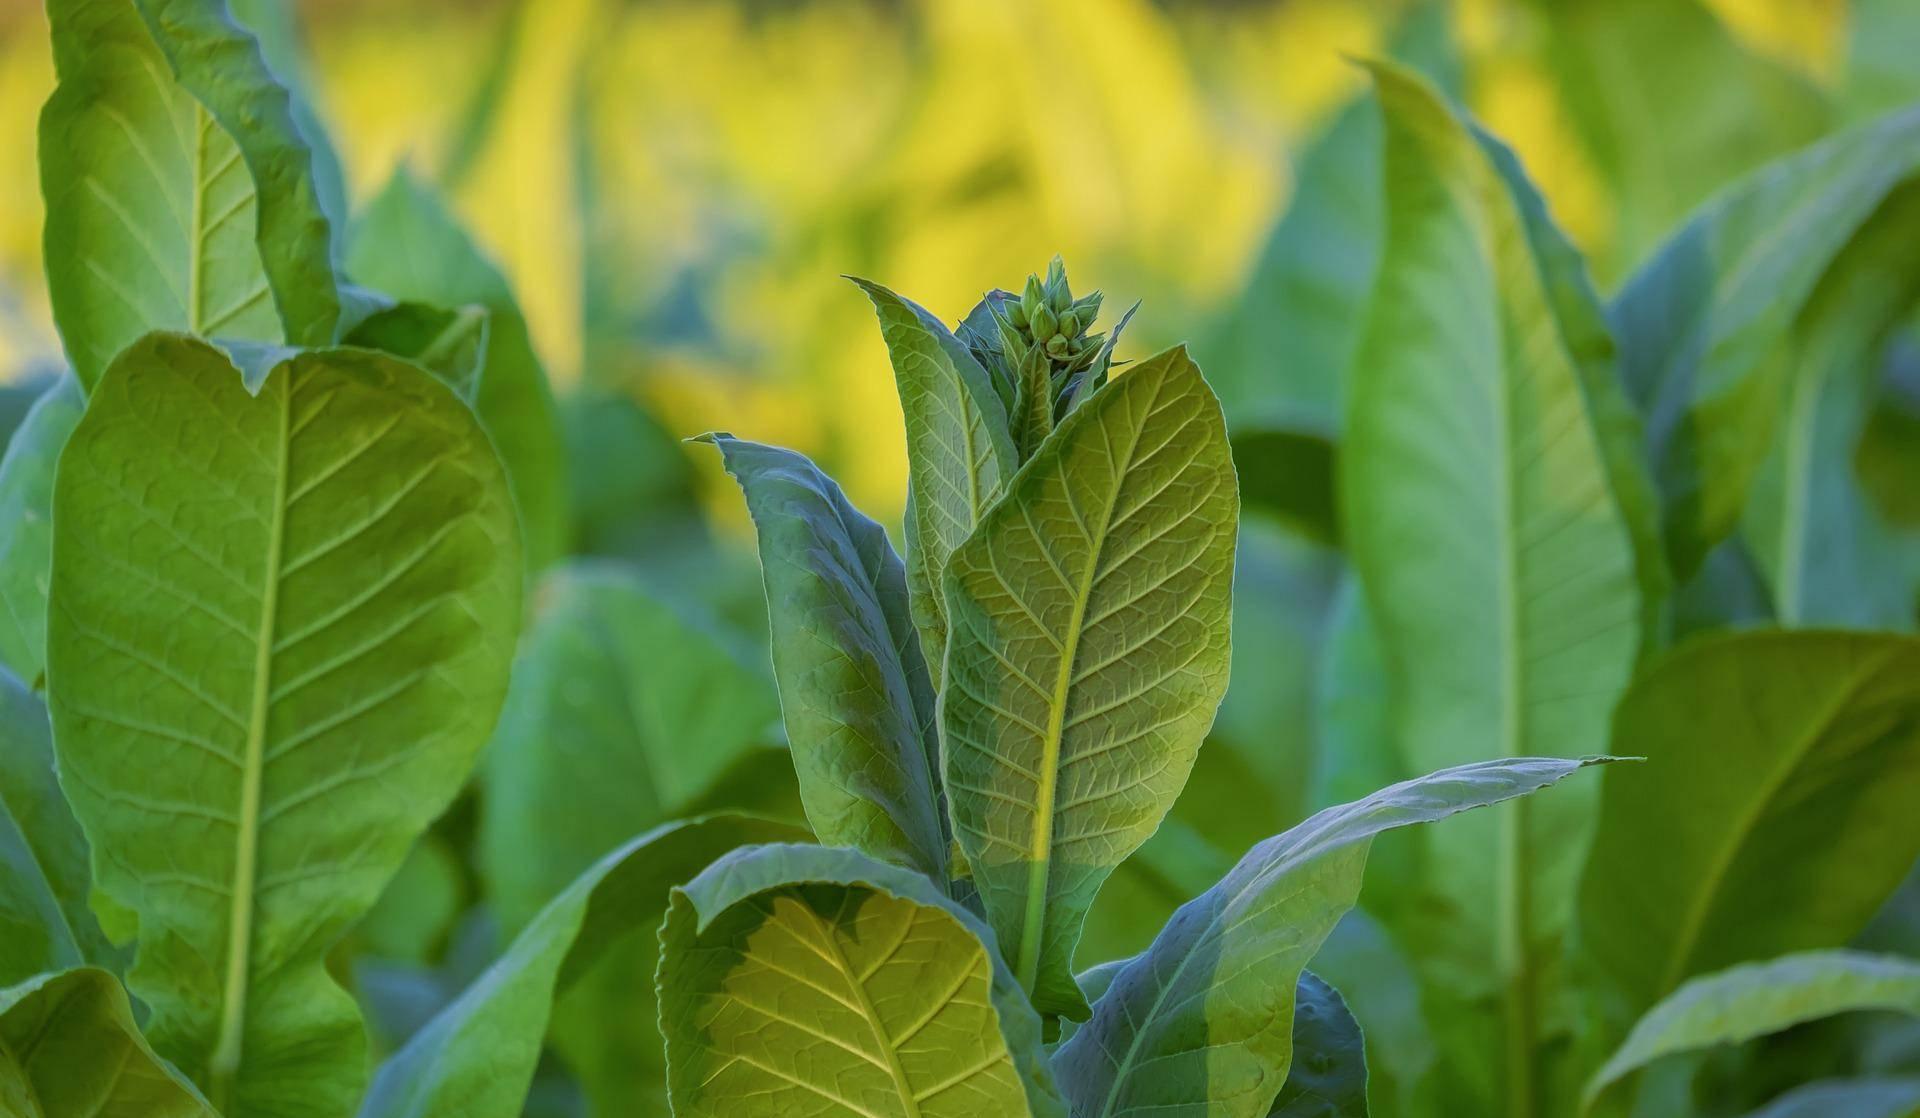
{"left": 1007, "top": 300, "right": 1029, "bottom": 329}
{"left": 1046, "top": 333, "right": 1069, "bottom": 356}
{"left": 1073, "top": 290, "right": 1103, "bottom": 325}
{"left": 1059, "top": 310, "right": 1082, "bottom": 338}
{"left": 1045, "top": 255, "right": 1067, "bottom": 291}
{"left": 1031, "top": 304, "right": 1058, "bottom": 340}
{"left": 1022, "top": 275, "right": 1047, "bottom": 318}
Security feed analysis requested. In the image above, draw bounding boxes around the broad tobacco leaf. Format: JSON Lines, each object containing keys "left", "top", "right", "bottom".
{"left": 851, "top": 278, "right": 1017, "bottom": 681}
{"left": 1342, "top": 61, "right": 1643, "bottom": 1107}
{"left": 657, "top": 843, "right": 1066, "bottom": 1118}
{"left": 479, "top": 561, "right": 784, "bottom": 932}
{"left": 1053, "top": 757, "right": 1607, "bottom": 1118}
{"left": 46, "top": 333, "right": 521, "bottom": 1115}
{"left": 0, "top": 967, "right": 215, "bottom": 1117}
{"left": 1578, "top": 631, "right": 1920, "bottom": 1014}
{"left": 0, "top": 669, "right": 115, "bottom": 987}
{"left": 700, "top": 434, "right": 949, "bottom": 883}
{"left": 942, "top": 343, "right": 1237, "bottom": 1020}
{"left": 347, "top": 168, "right": 570, "bottom": 571}
{"left": 0, "top": 377, "right": 83, "bottom": 684}
{"left": 360, "top": 816, "right": 805, "bottom": 1118}
{"left": 39, "top": 0, "right": 345, "bottom": 390}
{"left": 1611, "top": 105, "right": 1920, "bottom": 582}
{"left": 1584, "top": 951, "right": 1920, "bottom": 1113}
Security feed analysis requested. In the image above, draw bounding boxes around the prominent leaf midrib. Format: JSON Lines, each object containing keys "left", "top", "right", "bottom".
{"left": 1656, "top": 647, "right": 1897, "bottom": 995}
{"left": 1015, "top": 397, "right": 1143, "bottom": 995}
{"left": 208, "top": 373, "right": 291, "bottom": 1105}
{"left": 187, "top": 102, "right": 212, "bottom": 334}
{"left": 799, "top": 898, "right": 922, "bottom": 1118}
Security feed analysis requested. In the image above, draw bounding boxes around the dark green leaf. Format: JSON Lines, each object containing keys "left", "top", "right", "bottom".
{"left": 344, "top": 302, "right": 490, "bottom": 400}
{"left": 0, "top": 967, "right": 215, "bottom": 1117}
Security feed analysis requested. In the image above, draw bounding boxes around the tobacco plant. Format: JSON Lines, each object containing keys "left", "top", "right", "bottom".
{"left": 6, "top": 1, "right": 1920, "bottom": 1117}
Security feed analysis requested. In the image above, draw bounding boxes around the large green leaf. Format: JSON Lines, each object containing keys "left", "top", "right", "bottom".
{"left": 1342, "top": 62, "right": 1643, "bottom": 1111}
{"left": 1051, "top": 757, "right": 1606, "bottom": 1118}
{"left": 0, "top": 967, "right": 215, "bottom": 1117}
{"left": 359, "top": 816, "right": 804, "bottom": 1118}
{"left": 1740, "top": 185, "right": 1920, "bottom": 628}
{"left": 851, "top": 278, "right": 1017, "bottom": 680}
{"left": 0, "top": 377, "right": 82, "bottom": 684}
{"left": 0, "top": 669, "right": 114, "bottom": 987}
{"left": 699, "top": 434, "right": 948, "bottom": 882}
{"left": 1740, "top": 1077, "right": 1920, "bottom": 1118}
{"left": 39, "top": 0, "right": 344, "bottom": 390}
{"left": 46, "top": 333, "right": 521, "bottom": 1115}
{"left": 1268, "top": 972, "right": 1369, "bottom": 1118}
{"left": 1578, "top": 631, "right": 1920, "bottom": 1016}
{"left": 657, "top": 842, "right": 1066, "bottom": 1118}
{"left": 1583, "top": 952, "right": 1920, "bottom": 1113}
{"left": 347, "top": 168, "right": 569, "bottom": 571}
{"left": 1610, "top": 106, "right": 1920, "bottom": 581}
{"left": 1535, "top": 0, "right": 1833, "bottom": 283}
{"left": 941, "top": 343, "right": 1237, "bottom": 1019}
{"left": 479, "top": 561, "right": 784, "bottom": 932}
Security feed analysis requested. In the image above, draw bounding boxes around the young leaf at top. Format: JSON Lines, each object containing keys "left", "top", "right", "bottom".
{"left": 47, "top": 333, "right": 521, "bottom": 1115}
{"left": 941, "top": 343, "right": 1237, "bottom": 1019}
{"left": 0, "top": 668, "right": 115, "bottom": 987}
{"left": 1582, "top": 951, "right": 1920, "bottom": 1113}
{"left": 1342, "top": 61, "right": 1643, "bottom": 1110}
{"left": 347, "top": 168, "right": 570, "bottom": 571}
{"left": 0, "top": 967, "right": 215, "bottom": 1117}
{"left": 360, "top": 815, "right": 805, "bottom": 1118}
{"left": 39, "top": 0, "right": 345, "bottom": 390}
{"left": 1052, "top": 756, "right": 1608, "bottom": 1118}
{"left": 1578, "top": 631, "right": 1920, "bottom": 1015}
{"left": 657, "top": 842, "right": 1066, "bottom": 1118}
{"left": 0, "top": 376, "right": 83, "bottom": 684}
{"left": 699, "top": 434, "right": 949, "bottom": 882}
{"left": 479, "top": 561, "right": 785, "bottom": 934}
{"left": 1611, "top": 105, "right": 1920, "bottom": 581}
{"left": 851, "top": 277, "right": 1017, "bottom": 680}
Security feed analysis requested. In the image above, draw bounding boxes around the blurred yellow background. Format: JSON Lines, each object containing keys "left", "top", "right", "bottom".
{"left": 0, "top": 0, "right": 1898, "bottom": 525}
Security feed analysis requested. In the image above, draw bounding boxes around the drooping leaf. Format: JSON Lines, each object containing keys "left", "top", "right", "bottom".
{"left": 359, "top": 816, "right": 805, "bottom": 1118}
{"left": 0, "top": 669, "right": 115, "bottom": 987}
{"left": 698, "top": 433, "right": 948, "bottom": 882}
{"left": 0, "top": 376, "right": 82, "bottom": 684}
{"left": 0, "top": 967, "right": 215, "bottom": 1117}
{"left": 1583, "top": 952, "right": 1920, "bottom": 1113}
{"left": 942, "top": 343, "right": 1237, "bottom": 1019}
{"left": 348, "top": 167, "right": 570, "bottom": 571}
{"left": 1051, "top": 757, "right": 1608, "bottom": 1118}
{"left": 46, "top": 333, "right": 521, "bottom": 1115}
{"left": 1739, "top": 184, "right": 1920, "bottom": 628}
{"left": 1343, "top": 61, "right": 1643, "bottom": 1108}
{"left": 1578, "top": 631, "right": 1920, "bottom": 1015}
{"left": 1739, "top": 1076, "right": 1920, "bottom": 1118}
{"left": 850, "top": 278, "right": 1017, "bottom": 680}
{"left": 344, "top": 302, "right": 490, "bottom": 400}
{"left": 1610, "top": 105, "right": 1920, "bottom": 581}
{"left": 479, "top": 561, "right": 784, "bottom": 933}
{"left": 39, "top": 0, "right": 345, "bottom": 390}
{"left": 657, "top": 842, "right": 1066, "bottom": 1118}
{"left": 1535, "top": 0, "right": 1833, "bottom": 283}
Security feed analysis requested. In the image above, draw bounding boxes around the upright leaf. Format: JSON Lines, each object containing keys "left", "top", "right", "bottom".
{"left": 347, "top": 169, "right": 570, "bottom": 570}
{"left": 360, "top": 816, "right": 805, "bottom": 1118}
{"left": 1052, "top": 758, "right": 1607, "bottom": 1118}
{"left": 39, "top": 0, "right": 344, "bottom": 389}
{"left": 0, "top": 377, "right": 82, "bottom": 684}
{"left": 0, "top": 967, "right": 215, "bottom": 1117}
{"left": 0, "top": 669, "right": 114, "bottom": 986}
{"left": 1583, "top": 952, "right": 1920, "bottom": 1113}
{"left": 942, "top": 344, "right": 1237, "bottom": 1019}
{"left": 1578, "top": 631, "right": 1920, "bottom": 1015}
{"left": 699, "top": 434, "right": 948, "bottom": 881}
{"left": 1610, "top": 106, "right": 1920, "bottom": 580}
{"left": 1343, "top": 62, "right": 1642, "bottom": 1110}
{"left": 851, "top": 279, "right": 1017, "bottom": 679}
{"left": 479, "top": 562, "right": 784, "bottom": 933}
{"left": 47, "top": 334, "right": 521, "bottom": 1115}
{"left": 657, "top": 843, "right": 1066, "bottom": 1118}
